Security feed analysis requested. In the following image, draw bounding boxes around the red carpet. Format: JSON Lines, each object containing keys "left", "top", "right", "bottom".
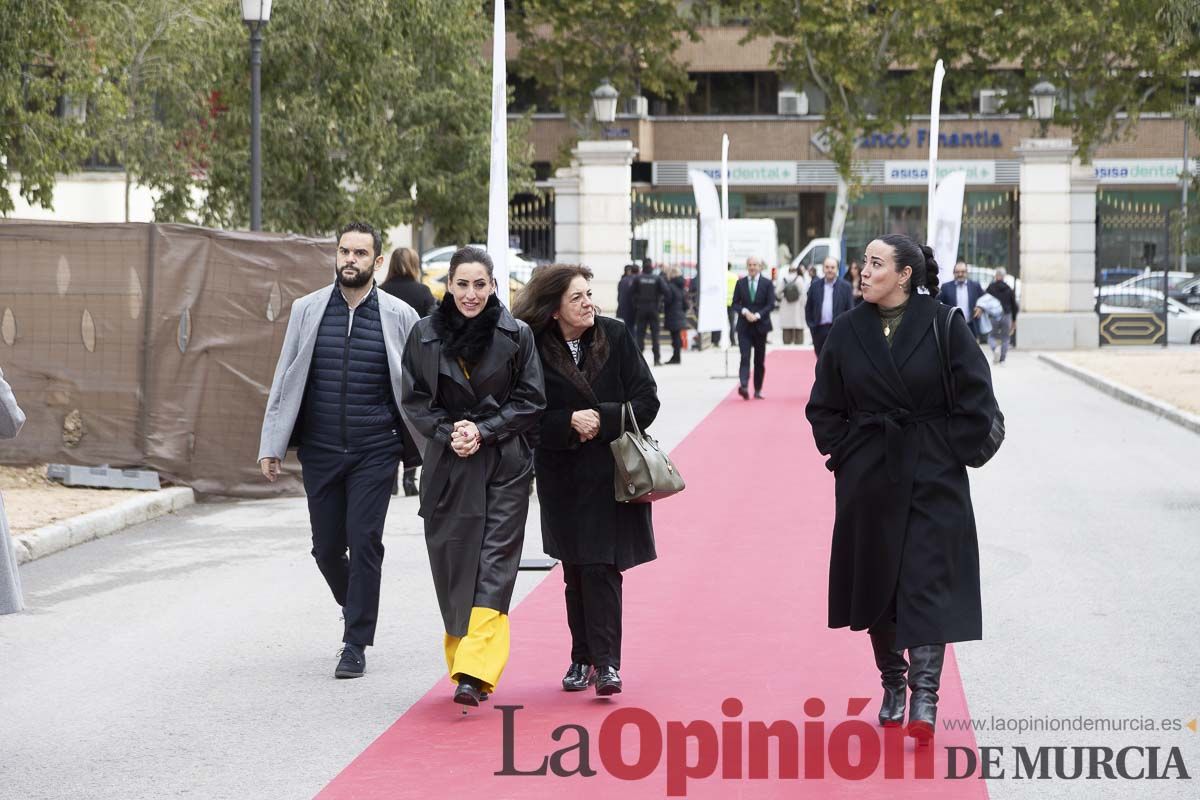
{"left": 317, "top": 350, "right": 987, "bottom": 799}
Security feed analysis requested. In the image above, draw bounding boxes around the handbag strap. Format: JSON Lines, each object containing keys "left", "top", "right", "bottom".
{"left": 621, "top": 401, "right": 642, "bottom": 436}
{"left": 931, "top": 306, "right": 960, "bottom": 414}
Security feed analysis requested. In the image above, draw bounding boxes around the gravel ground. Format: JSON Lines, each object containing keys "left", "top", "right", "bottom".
{"left": 0, "top": 465, "right": 147, "bottom": 534}
{"left": 1050, "top": 348, "right": 1200, "bottom": 415}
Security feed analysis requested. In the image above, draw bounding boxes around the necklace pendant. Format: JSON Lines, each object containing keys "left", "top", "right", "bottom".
{"left": 884, "top": 325, "right": 890, "bottom": 337}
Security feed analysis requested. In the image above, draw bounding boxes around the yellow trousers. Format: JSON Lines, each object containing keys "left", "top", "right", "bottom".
{"left": 444, "top": 606, "right": 510, "bottom": 694}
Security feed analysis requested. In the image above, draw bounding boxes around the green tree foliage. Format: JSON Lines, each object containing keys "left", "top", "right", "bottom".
{"left": 984, "top": 1, "right": 1200, "bottom": 162}
{"left": 0, "top": 0, "right": 112, "bottom": 214}
{"left": 512, "top": 0, "right": 698, "bottom": 134}
{"left": 195, "top": 0, "right": 531, "bottom": 239}
{"left": 83, "top": 0, "right": 229, "bottom": 222}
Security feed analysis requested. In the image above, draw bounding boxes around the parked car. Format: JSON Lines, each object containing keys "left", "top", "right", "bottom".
{"left": 1109, "top": 270, "right": 1194, "bottom": 293}
{"left": 1098, "top": 288, "right": 1200, "bottom": 345}
{"left": 420, "top": 244, "right": 536, "bottom": 282}
{"left": 1170, "top": 275, "right": 1200, "bottom": 310}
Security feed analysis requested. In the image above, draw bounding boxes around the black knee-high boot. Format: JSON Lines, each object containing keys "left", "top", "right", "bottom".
{"left": 906, "top": 644, "right": 946, "bottom": 742}
{"left": 869, "top": 630, "right": 908, "bottom": 727}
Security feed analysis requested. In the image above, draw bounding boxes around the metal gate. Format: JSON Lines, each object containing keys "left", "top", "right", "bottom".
{"left": 1095, "top": 192, "right": 1170, "bottom": 346}
{"left": 509, "top": 191, "right": 555, "bottom": 264}
{"left": 631, "top": 190, "right": 699, "bottom": 274}
{"left": 959, "top": 189, "right": 1019, "bottom": 278}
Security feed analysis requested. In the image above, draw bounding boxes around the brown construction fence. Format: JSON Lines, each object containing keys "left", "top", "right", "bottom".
{"left": 0, "top": 220, "right": 335, "bottom": 496}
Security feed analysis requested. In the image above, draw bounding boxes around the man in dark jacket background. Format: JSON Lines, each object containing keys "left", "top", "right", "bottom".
{"left": 938, "top": 261, "right": 985, "bottom": 337}
{"left": 615, "top": 263, "right": 639, "bottom": 335}
{"left": 805, "top": 256, "right": 853, "bottom": 357}
{"left": 985, "top": 267, "right": 1019, "bottom": 364}
{"left": 632, "top": 258, "right": 670, "bottom": 366}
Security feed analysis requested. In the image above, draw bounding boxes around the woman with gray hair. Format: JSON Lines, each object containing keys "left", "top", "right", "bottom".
{"left": 1, "top": 366, "right": 27, "bottom": 614}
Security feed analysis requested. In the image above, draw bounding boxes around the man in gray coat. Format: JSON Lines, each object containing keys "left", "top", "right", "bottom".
{"left": 1, "top": 366, "right": 27, "bottom": 615}
{"left": 258, "top": 221, "right": 420, "bottom": 679}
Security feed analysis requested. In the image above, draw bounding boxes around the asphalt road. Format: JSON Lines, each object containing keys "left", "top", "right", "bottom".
{"left": 2, "top": 345, "right": 1197, "bottom": 799}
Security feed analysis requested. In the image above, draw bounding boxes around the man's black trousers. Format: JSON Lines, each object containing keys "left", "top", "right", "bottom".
{"left": 562, "top": 563, "right": 623, "bottom": 669}
{"left": 297, "top": 444, "right": 402, "bottom": 646}
{"left": 811, "top": 323, "right": 832, "bottom": 357}
{"left": 634, "top": 310, "right": 662, "bottom": 362}
{"left": 738, "top": 329, "right": 768, "bottom": 391}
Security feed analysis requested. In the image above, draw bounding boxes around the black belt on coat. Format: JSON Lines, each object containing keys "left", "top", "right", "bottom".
{"left": 851, "top": 407, "right": 946, "bottom": 483}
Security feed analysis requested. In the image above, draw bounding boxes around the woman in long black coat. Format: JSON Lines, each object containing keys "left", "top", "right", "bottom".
{"left": 513, "top": 264, "right": 660, "bottom": 696}
{"left": 663, "top": 268, "right": 688, "bottom": 364}
{"left": 379, "top": 247, "right": 437, "bottom": 496}
{"left": 805, "top": 233, "right": 998, "bottom": 742}
{"left": 400, "top": 246, "right": 545, "bottom": 706}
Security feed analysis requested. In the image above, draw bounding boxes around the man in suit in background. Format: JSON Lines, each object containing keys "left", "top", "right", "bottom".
{"left": 938, "top": 261, "right": 985, "bottom": 338}
{"left": 805, "top": 256, "right": 853, "bottom": 358}
{"left": 731, "top": 256, "right": 776, "bottom": 399}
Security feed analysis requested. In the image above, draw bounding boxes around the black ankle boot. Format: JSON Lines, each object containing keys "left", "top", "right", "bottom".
{"left": 402, "top": 468, "right": 418, "bottom": 497}
{"left": 454, "top": 674, "right": 484, "bottom": 706}
{"left": 869, "top": 630, "right": 907, "bottom": 727}
{"left": 906, "top": 644, "right": 946, "bottom": 742}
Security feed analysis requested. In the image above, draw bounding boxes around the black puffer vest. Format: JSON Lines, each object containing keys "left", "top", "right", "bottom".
{"left": 301, "top": 286, "right": 401, "bottom": 452}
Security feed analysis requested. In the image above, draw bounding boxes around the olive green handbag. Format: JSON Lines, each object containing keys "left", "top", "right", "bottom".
{"left": 611, "top": 402, "right": 686, "bottom": 503}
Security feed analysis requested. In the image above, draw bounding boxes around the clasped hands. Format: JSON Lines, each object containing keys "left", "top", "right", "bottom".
{"left": 570, "top": 409, "right": 600, "bottom": 442}
{"left": 451, "top": 420, "right": 482, "bottom": 458}
{"left": 741, "top": 308, "right": 761, "bottom": 323}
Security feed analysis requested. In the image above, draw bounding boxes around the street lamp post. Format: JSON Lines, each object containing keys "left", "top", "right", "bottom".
{"left": 1030, "top": 81, "right": 1057, "bottom": 138}
{"left": 242, "top": 0, "right": 273, "bottom": 231}
{"left": 591, "top": 78, "right": 619, "bottom": 131}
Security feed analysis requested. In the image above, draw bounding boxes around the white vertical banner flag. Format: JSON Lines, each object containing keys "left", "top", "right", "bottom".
{"left": 926, "top": 59, "right": 945, "bottom": 243}
{"left": 690, "top": 170, "right": 726, "bottom": 333}
{"left": 486, "top": 0, "right": 509, "bottom": 302}
{"left": 720, "top": 134, "right": 730, "bottom": 276}
{"left": 929, "top": 170, "right": 966, "bottom": 289}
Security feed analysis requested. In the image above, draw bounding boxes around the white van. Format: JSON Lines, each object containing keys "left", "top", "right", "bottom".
{"left": 789, "top": 237, "right": 843, "bottom": 277}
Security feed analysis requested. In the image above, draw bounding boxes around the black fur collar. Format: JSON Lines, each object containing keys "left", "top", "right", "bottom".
{"left": 538, "top": 321, "right": 609, "bottom": 404}
{"left": 432, "top": 293, "right": 502, "bottom": 365}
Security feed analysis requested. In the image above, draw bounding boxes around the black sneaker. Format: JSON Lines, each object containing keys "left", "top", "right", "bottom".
{"left": 335, "top": 643, "right": 366, "bottom": 679}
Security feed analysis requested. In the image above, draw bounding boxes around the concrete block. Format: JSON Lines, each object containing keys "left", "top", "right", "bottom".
{"left": 1022, "top": 282, "right": 1070, "bottom": 313}
{"left": 1019, "top": 222, "right": 1071, "bottom": 254}
{"left": 1019, "top": 312, "right": 1098, "bottom": 349}
{"left": 1020, "top": 251, "right": 1071, "bottom": 283}
{"left": 1069, "top": 221, "right": 1095, "bottom": 254}
{"left": 1069, "top": 191, "right": 1096, "bottom": 223}
{"left": 1020, "top": 162, "right": 1072, "bottom": 192}
{"left": 1020, "top": 193, "right": 1070, "bottom": 224}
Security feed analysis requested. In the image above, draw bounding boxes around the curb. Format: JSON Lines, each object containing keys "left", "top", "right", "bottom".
{"left": 12, "top": 486, "right": 195, "bottom": 565}
{"left": 1037, "top": 353, "right": 1200, "bottom": 437}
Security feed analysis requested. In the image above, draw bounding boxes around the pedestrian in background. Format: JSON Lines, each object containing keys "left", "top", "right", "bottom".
{"left": 513, "top": 265, "right": 660, "bottom": 697}
{"left": 632, "top": 259, "right": 669, "bottom": 366}
{"left": 258, "top": 222, "right": 420, "bottom": 679}
{"left": 845, "top": 260, "right": 864, "bottom": 306}
{"left": 937, "top": 261, "right": 984, "bottom": 338}
{"left": 725, "top": 266, "right": 740, "bottom": 347}
{"left": 400, "top": 246, "right": 546, "bottom": 707}
{"left": 731, "top": 256, "right": 776, "bottom": 399}
{"left": 806, "top": 233, "right": 998, "bottom": 743}
{"left": 985, "top": 268, "right": 1019, "bottom": 364}
{"left": 616, "top": 263, "right": 639, "bottom": 336}
{"left": 1, "top": 366, "right": 26, "bottom": 615}
{"left": 776, "top": 261, "right": 809, "bottom": 345}
{"left": 806, "top": 256, "right": 854, "bottom": 357}
{"left": 378, "top": 247, "right": 436, "bottom": 496}
{"left": 663, "top": 266, "right": 688, "bottom": 364}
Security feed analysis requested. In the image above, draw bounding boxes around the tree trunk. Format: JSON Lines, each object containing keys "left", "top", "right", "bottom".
{"left": 829, "top": 174, "right": 849, "bottom": 251}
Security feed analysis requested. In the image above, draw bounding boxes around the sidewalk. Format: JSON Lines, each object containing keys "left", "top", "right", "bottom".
{"left": 1047, "top": 348, "right": 1200, "bottom": 416}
